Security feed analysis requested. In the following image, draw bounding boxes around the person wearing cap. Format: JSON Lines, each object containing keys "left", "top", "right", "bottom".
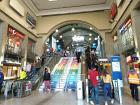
{"left": 0, "top": 65, "right": 4, "bottom": 95}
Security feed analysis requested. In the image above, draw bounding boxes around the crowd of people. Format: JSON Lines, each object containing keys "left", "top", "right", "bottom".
{"left": 85, "top": 46, "right": 114, "bottom": 105}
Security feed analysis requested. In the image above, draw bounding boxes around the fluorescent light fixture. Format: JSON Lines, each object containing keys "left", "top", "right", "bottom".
{"left": 89, "top": 33, "right": 92, "bottom": 36}
{"left": 72, "top": 36, "right": 84, "bottom": 42}
{"left": 55, "top": 29, "right": 59, "bottom": 33}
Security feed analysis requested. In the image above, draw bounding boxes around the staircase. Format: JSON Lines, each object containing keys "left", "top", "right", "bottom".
{"left": 55, "top": 57, "right": 73, "bottom": 91}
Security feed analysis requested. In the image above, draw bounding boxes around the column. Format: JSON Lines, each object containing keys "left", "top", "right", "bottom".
{"left": 104, "top": 32, "right": 114, "bottom": 57}
{"left": 0, "top": 22, "right": 8, "bottom": 64}
{"left": 21, "top": 36, "right": 28, "bottom": 67}
{"left": 131, "top": 9, "right": 140, "bottom": 57}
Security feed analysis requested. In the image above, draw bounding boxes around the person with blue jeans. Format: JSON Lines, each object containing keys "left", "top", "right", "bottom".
{"left": 102, "top": 70, "right": 114, "bottom": 105}
{"left": 88, "top": 67, "right": 99, "bottom": 105}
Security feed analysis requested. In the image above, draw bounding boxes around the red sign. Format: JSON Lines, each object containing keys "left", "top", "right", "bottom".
{"left": 8, "top": 26, "right": 25, "bottom": 39}
{"left": 109, "top": 3, "right": 117, "bottom": 20}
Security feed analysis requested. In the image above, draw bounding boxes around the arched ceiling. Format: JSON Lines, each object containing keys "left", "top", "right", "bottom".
{"left": 23, "top": 0, "right": 112, "bottom": 16}
{"left": 45, "top": 23, "right": 102, "bottom": 49}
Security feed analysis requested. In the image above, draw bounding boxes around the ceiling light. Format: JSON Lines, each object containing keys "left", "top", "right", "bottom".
{"left": 76, "top": 43, "right": 79, "bottom": 46}
{"left": 90, "top": 27, "right": 93, "bottom": 30}
{"left": 89, "top": 38, "right": 91, "bottom": 41}
{"left": 94, "top": 37, "right": 98, "bottom": 40}
{"left": 72, "top": 28, "right": 75, "bottom": 31}
{"left": 72, "top": 44, "right": 74, "bottom": 47}
{"left": 48, "top": 0, "right": 57, "bottom": 1}
{"left": 56, "top": 40, "right": 59, "bottom": 42}
{"left": 60, "top": 35, "right": 62, "bottom": 38}
{"left": 89, "top": 33, "right": 92, "bottom": 36}
{"left": 55, "top": 29, "right": 59, "bottom": 33}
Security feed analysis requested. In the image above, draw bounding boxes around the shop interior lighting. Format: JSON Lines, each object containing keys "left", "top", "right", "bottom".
{"left": 56, "top": 40, "right": 59, "bottom": 42}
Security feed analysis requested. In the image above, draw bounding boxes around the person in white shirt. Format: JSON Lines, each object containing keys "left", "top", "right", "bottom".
{"left": 26, "top": 62, "right": 31, "bottom": 77}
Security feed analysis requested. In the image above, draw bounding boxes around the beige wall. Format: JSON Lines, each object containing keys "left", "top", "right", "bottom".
{"left": 37, "top": 11, "right": 111, "bottom": 35}
{"left": 0, "top": 0, "right": 37, "bottom": 36}
{"left": 36, "top": 11, "right": 112, "bottom": 56}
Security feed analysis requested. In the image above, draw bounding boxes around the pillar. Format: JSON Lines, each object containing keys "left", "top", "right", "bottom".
{"left": 131, "top": 9, "right": 140, "bottom": 57}
{"left": 0, "top": 22, "right": 8, "bottom": 64}
{"left": 21, "top": 36, "right": 28, "bottom": 67}
{"left": 104, "top": 32, "right": 114, "bottom": 57}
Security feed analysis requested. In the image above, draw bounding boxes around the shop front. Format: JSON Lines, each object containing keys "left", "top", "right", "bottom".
{"left": 2, "top": 26, "right": 25, "bottom": 79}
{"left": 118, "top": 17, "right": 140, "bottom": 95}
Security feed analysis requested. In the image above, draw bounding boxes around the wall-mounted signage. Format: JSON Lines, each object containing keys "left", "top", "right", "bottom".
{"left": 26, "top": 13, "right": 36, "bottom": 28}
{"left": 8, "top": 26, "right": 25, "bottom": 39}
{"left": 119, "top": 19, "right": 132, "bottom": 33}
{"left": 109, "top": 3, "right": 117, "bottom": 21}
{"left": 9, "top": 0, "right": 24, "bottom": 16}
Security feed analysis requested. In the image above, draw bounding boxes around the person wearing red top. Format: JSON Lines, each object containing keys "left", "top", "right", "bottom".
{"left": 88, "top": 67, "right": 99, "bottom": 105}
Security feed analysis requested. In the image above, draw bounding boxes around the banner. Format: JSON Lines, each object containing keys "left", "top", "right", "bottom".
{"left": 111, "top": 56, "right": 122, "bottom": 80}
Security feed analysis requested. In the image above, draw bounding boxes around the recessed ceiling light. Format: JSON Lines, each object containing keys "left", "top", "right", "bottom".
{"left": 72, "top": 28, "right": 75, "bottom": 31}
{"left": 48, "top": 0, "right": 57, "bottom": 1}
{"left": 76, "top": 43, "right": 79, "bottom": 46}
{"left": 89, "top": 38, "right": 91, "bottom": 41}
{"left": 55, "top": 29, "right": 59, "bottom": 33}
{"left": 90, "top": 27, "right": 93, "bottom": 30}
{"left": 56, "top": 40, "right": 59, "bottom": 42}
{"left": 89, "top": 33, "right": 92, "bottom": 36}
{"left": 94, "top": 37, "right": 98, "bottom": 40}
{"left": 60, "top": 35, "right": 62, "bottom": 38}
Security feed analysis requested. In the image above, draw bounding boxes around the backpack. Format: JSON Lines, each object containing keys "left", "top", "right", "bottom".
{"left": 0, "top": 72, "right": 4, "bottom": 85}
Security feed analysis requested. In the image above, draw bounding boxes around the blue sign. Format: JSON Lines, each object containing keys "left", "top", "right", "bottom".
{"left": 111, "top": 56, "right": 122, "bottom": 80}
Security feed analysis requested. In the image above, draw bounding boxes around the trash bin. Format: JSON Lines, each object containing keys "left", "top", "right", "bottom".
{"left": 77, "top": 80, "right": 83, "bottom": 100}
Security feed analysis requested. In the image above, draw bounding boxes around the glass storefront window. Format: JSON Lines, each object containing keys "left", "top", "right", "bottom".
{"left": 119, "top": 19, "right": 135, "bottom": 52}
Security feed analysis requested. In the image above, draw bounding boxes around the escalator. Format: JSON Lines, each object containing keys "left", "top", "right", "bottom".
{"left": 51, "top": 58, "right": 69, "bottom": 90}
{"left": 65, "top": 58, "right": 81, "bottom": 91}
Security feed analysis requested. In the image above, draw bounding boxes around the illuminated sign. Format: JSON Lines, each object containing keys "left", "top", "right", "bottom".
{"left": 8, "top": 26, "right": 25, "bottom": 39}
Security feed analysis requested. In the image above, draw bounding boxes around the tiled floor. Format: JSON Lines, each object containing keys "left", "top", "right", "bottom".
{"left": 0, "top": 91, "right": 139, "bottom": 105}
